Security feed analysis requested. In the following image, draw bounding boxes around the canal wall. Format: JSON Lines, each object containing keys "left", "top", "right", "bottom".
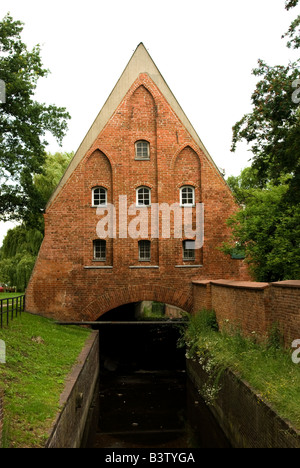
{"left": 193, "top": 280, "right": 300, "bottom": 346}
{"left": 0, "top": 389, "right": 3, "bottom": 447}
{"left": 187, "top": 359, "right": 300, "bottom": 448}
{"left": 45, "top": 331, "right": 99, "bottom": 448}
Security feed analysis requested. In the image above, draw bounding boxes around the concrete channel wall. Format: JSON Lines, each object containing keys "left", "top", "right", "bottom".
{"left": 45, "top": 331, "right": 99, "bottom": 448}
{"left": 187, "top": 359, "right": 300, "bottom": 448}
{"left": 0, "top": 389, "right": 3, "bottom": 447}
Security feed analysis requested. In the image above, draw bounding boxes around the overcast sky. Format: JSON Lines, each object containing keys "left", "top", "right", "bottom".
{"left": 0, "top": 0, "right": 299, "bottom": 243}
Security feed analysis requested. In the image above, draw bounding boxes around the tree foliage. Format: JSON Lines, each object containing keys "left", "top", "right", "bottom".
{"left": 225, "top": 2, "right": 300, "bottom": 281}
{"left": 231, "top": 2, "right": 300, "bottom": 204}
{"left": 0, "top": 151, "right": 73, "bottom": 290}
{"left": 283, "top": 0, "right": 300, "bottom": 49}
{"left": 223, "top": 172, "right": 300, "bottom": 281}
{"left": 34, "top": 151, "right": 73, "bottom": 205}
{"left": 0, "top": 14, "right": 70, "bottom": 223}
{"left": 0, "top": 225, "right": 42, "bottom": 291}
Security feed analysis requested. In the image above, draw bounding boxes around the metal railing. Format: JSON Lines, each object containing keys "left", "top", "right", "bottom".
{"left": 0, "top": 295, "right": 25, "bottom": 328}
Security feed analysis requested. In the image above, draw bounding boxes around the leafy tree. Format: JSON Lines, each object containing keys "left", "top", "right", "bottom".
{"left": 0, "top": 151, "right": 73, "bottom": 290}
{"left": 224, "top": 1, "right": 300, "bottom": 281}
{"left": 34, "top": 151, "right": 73, "bottom": 206}
{"left": 0, "top": 225, "right": 42, "bottom": 290}
{"left": 231, "top": 1, "right": 300, "bottom": 204}
{"left": 0, "top": 14, "right": 70, "bottom": 224}
{"left": 223, "top": 174, "right": 300, "bottom": 281}
{"left": 283, "top": 0, "right": 300, "bottom": 49}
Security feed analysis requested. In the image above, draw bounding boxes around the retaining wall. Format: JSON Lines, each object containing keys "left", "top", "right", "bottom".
{"left": 193, "top": 280, "right": 300, "bottom": 346}
{"left": 45, "top": 330, "right": 99, "bottom": 448}
{"left": 187, "top": 359, "right": 300, "bottom": 448}
{"left": 0, "top": 390, "right": 3, "bottom": 448}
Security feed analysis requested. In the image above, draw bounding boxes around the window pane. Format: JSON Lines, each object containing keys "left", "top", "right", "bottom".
{"left": 139, "top": 240, "right": 151, "bottom": 260}
{"left": 137, "top": 187, "right": 150, "bottom": 206}
{"left": 94, "top": 240, "right": 106, "bottom": 260}
{"left": 93, "top": 188, "right": 107, "bottom": 206}
{"left": 183, "top": 240, "right": 195, "bottom": 260}
{"left": 181, "top": 187, "right": 194, "bottom": 205}
{"left": 136, "top": 141, "right": 149, "bottom": 159}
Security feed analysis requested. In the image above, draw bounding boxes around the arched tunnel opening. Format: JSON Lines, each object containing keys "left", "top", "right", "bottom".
{"left": 97, "top": 302, "right": 186, "bottom": 373}
{"left": 83, "top": 302, "right": 231, "bottom": 449}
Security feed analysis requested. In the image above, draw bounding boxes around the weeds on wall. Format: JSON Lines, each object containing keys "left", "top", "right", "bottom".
{"left": 178, "top": 310, "right": 300, "bottom": 430}
{"left": 178, "top": 310, "right": 225, "bottom": 405}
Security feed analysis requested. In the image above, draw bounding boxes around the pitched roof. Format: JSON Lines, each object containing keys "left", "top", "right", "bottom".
{"left": 47, "top": 43, "right": 220, "bottom": 209}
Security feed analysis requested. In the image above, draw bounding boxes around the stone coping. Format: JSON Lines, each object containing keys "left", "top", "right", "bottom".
{"left": 272, "top": 280, "right": 300, "bottom": 289}
{"left": 192, "top": 279, "right": 269, "bottom": 290}
{"left": 192, "top": 279, "right": 300, "bottom": 290}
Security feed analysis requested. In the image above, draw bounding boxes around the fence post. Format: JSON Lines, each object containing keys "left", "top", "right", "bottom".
{"left": 0, "top": 295, "right": 25, "bottom": 328}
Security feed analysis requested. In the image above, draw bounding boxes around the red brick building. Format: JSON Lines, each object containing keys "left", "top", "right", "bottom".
{"left": 26, "top": 43, "right": 249, "bottom": 321}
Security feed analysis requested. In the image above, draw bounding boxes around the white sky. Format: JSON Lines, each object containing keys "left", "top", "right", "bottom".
{"left": 0, "top": 0, "right": 299, "bottom": 244}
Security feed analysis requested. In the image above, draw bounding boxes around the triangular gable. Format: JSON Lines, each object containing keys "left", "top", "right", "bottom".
{"left": 47, "top": 43, "right": 221, "bottom": 209}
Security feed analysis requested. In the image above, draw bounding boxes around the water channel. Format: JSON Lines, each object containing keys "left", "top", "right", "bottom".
{"left": 83, "top": 304, "right": 231, "bottom": 449}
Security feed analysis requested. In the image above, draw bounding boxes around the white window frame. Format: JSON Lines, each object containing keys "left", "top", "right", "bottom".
{"left": 135, "top": 140, "right": 150, "bottom": 160}
{"left": 180, "top": 186, "right": 195, "bottom": 207}
{"left": 138, "top": 240, "right": 151, "bottom": 261}
{"left": 136, "top": 186, "right": 151, "bottom": 207}
{"left": 93, "top": 239, "right": 106, "bottom": 261}
{"left": 92, "top": 187, "right": 107, "bottom": 207}
{"left": 183, "top": 240, "right": 196, "bottom": 261}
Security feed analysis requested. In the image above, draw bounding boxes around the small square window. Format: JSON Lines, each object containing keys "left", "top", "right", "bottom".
{"left": 183, "top": 240, "right": 195, "bottom": 261}
{"left": 135, "top": 141, "right": 150, "bottom": 160}
{"left": 93, "top": 240, "right": 106, "bottom": 261}
{"left": 139, "top": 240, "right": 151, "bottom": 261}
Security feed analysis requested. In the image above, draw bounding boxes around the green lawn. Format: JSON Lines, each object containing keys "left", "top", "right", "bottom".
{"left": 0, "top": 312, "right": 91, "bottom": 448}
{"left": 0, "top": 292, "right": 25, "bottom": 299}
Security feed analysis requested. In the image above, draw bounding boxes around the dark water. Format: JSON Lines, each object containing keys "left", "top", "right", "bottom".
{"left": 83, "top": 305, "right": 231, "bottom": 449}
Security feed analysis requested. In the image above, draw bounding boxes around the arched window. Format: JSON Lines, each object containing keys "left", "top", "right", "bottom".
{"left": 92, "top": 187, "right": 107, "bottom": 207}
{"left": 135, "top": 140, "right": 150, "bottom": 160}
{"left": 180, "top": 186, "right": 195, "bottom": 206}
{"left": 183, "top": 240, "right": 195, "bottom": 261}
{"left": 93, "top": 239, "right": 106, "bottom": 261}
{"left": 139, "top": 240, "right": 151, "bottom": 261}
{"left": 136, "top": 186, "right": 151, "bottom": 206}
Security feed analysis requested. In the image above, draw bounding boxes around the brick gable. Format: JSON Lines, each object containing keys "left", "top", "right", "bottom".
{"left": 26, "top": 46, "right": 249, "bottom": 321}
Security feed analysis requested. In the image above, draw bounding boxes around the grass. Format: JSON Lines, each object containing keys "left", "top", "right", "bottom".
{"left": 0, "top": 312, "right": 91, "bottom": 448}
{"left": 182, "top": 310, "right": 300, "bottom": 431}
{"left": 0, "top": 293, "right": 24, "bottom": 299}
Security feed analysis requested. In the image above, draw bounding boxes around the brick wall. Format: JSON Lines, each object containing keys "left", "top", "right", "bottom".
{"left": 26, "top": 70, "right": 250, "bottom": 322}
{"left": 193, "top": 280, "right": 300, "bottom": 346}
{"left": 271, "top": 281, "right": 300, "bottom": 346}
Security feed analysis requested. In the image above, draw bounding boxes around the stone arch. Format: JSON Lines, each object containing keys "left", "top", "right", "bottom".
{"left": 128, "top": 84, "right": 157, "bottom": 134}
{"left": 84, "top": 150, "right": 113, "bottom": 202}
{"left": 173, "top": 146, "right": 201, "bottom": 187}
{"left": 81, "top": 284, "right": 193, "bottom": 321}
